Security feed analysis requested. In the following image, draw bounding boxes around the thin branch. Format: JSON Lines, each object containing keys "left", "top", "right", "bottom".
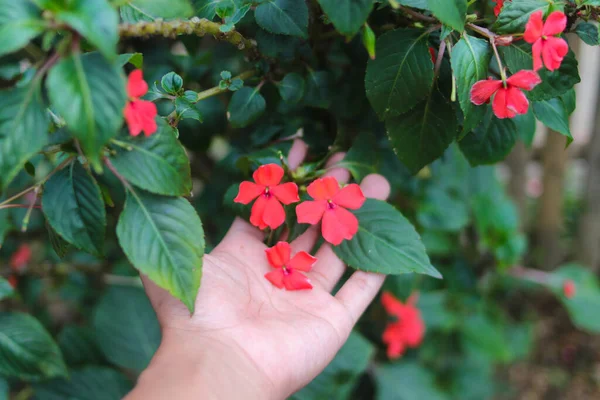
{"left": 433, "top": 40, "right": 446, "bottom": 79}
{"left": 104, "top": 157, "right": 135, "bottom": 193}
{"left": 0, "top": 204, "right": 41, "bottom": 210}
{"left": 398, "top": 5, "right": 437, "bottom": 23}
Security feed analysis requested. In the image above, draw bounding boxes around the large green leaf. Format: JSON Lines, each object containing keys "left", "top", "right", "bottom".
{"left": 0, "top": 0, "right": 45, "bottom": 58}
{"left": 375, "top": 362, "right": 449, "bottom": 400}
{"left": 0, "top": 277, "right": 13, "bottom": 301}
{"left": 42, "top": 161, "right": 106, "bottom": 256}
{"left": 385, "top": 89, "right": 457, "bottom": 173}
{"left": 255, "top": 0, "right": 309, "bottom": 38}
{"left": 46, "top": 52, "right": 127, "bottom": 170}
{"left": 427, "top": 0, "right": 466, "bottom": 32}
{"left": 450, "top": 33, "right": 491, "bottom": 134}
{"left": 0, "top": 82, "right": 48, "bottom": 192}
{"left": 575, "top": 22, "right": 599, "bottom": 46}
{"left": 228, "top": 86, "right": 266, "bottom": 128}
{"left": 116, "top": 190, "right": 204, "bottom": 313}
{"left": 317, "top": 0, "right": 372, "bottom": 37}
{"left": 494, "top": 0, "right": 550, "bottom": 33}
{"left": 459, "top": 108, "right": 517, "bottom": 166}
{"left": 0, "top": 312, "right": 68, "bottom": 381}
{"left": 50, "top": 0, "right": 118, "bottom": 60}
{"left": 333, "top": 199, "right": 442, "bottom": 278}
{"left": 93, "top": 286, "right": 161, "bottom": 371}
{"left": 532, "top": 98, "right": 572, "bottom": 142}
{"left": 500, "top": 44, "right": 580, "bottom": 101}
{"left": 57, "top": 326, "right": 104, "bottom": 367}
{"left": 120, "top": 0, "right": 194, "bottom": 22}
{"left": 34, "top": 367, "right": 132, "bottom": 400}
{"left": 109, "top": 125, "right": 192, "bottom": 196}
{"left": 365, "top": 29, "right": 434, "bottom": 120}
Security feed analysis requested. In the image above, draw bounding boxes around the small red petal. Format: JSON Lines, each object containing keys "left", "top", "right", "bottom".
{"left": 381, "top": 292, "right": 405, "bottom": 317}
{"left": 265, "top": 242, "right": 291, "bottom": 268}
{"left": 253, "top": 164, "right": 284, "bottom": 187}
{"left": 288, "top": 251, "right": 316, "bottom": 272}
{"left": 321, "top": 207, "right": 358, "bottom": 245}
{"left": 10, "top": 244, "right": 31, "bottom": 271}
{"left": 563, "top": 280, "right": 576, "bottom": 298}
{"left": 265, "top": 270, "right": 285, "bottom": 289}
{"left": 261, "top": 196, "right": 286, "bottom": 229}
{"left": 333, "top": 184, "right": 366, "bottom": 210}
{"left": 531, "top": 40, "right": 544, "bottom": 71}
{"left": 270, "top": 182, "right": 300, "bottom": 205}
{"left": 470, "top": 79, "right": 503, "bottom": 105}
{"left": 250, "top": 195, "right": 269, "bottom": 229}
{"left": 493, "top": 0, "right": 504, "bottom": 17}
{"left": 234, "top": 182, "right": 264, "bottom": 204}
{"left": 542, "top": 37, "right": 568, "bottom": 71}
{"left": 429, "top": 47, "right": 436, "bottom": 64}
{"left": 524, "top": 10, "right": 544, "bottom": 43}
{"left": 283, "top": 270, "right": 312, "bottom": 290}
{"left": 506, "top": 70, "right": 542, "bottom": 90}
{"left": 296, "top": 200, "right": 327, "bottom": 224}
{"left": 505, "top": 86, "right": 529, "bottom": 115}
{"left": 307, "top": 176, "right": 340, "bottom": 200}
{"left": 492, "top": 88, "right": 516, "bottom": 119}
{"left": 543, "top": 11, "right": 567, "bottom": 36}
{"left": 127, "top": 70, "right": 149, "bottom": 98}
{"left": 124, "top": 102, "right": 142, "bottom": 136}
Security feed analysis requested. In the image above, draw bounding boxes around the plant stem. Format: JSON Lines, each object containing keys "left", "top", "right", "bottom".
{"left": 466, "top": 23, "right": 506, "bottom": 81}
{"left": 0, "top": 204, "right": 42, "bottom": 210}
{"left": 433, "top": 40, "right": 446, "bottom": 79}
{"left": 105, "top": 157, "right": 135, "bottom": 193}
{"left": 398, "top": 5, "right": 437, "bottom": 22}
{"left": 21, "top": 187, "right": 40, "bottom": 232}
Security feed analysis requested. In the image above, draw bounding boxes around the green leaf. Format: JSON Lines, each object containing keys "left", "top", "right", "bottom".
{"left": 228, "top": 86, "right": 266, "bottom": 128}
{"left": 57, "top": 326, "right": 104, "bottom": 367}
{"left": 426, "top": 0, "right": 466, "bottom": 32}
{"left": 0, "top": 0, "right": 45, "bottom": 58}
{"left": 500, "top": 44, "right": 581, "bottom": 101}
{"left": 46, "top": 222, "right": 71, "bottom": 259}
{"left": 109, "top": 125, "right": 192, "bottom": 196}
{"left": 42, "top": 161, "right": 106, "bottom": 256}
{"left": 532, "top": 98, "right": 572, "bottom": 142}
{"left": 338, "top": 131, "right": 378, "bottom": 181}
{"left": 292, "top": 332, "right": 374, "bottom": 400}
{"left": 333, "top": 198, "right": 442, "bottom": 278}
{"left": 362, "top": 23, "right": 376, "bottom": 59}
{"left": 116, "top": 52, "right": 144, "bottom": 68}
{"left": 116, "top": 190, "right": 205, "bottom": 313}
{"left": 575, "top": 22, "right": 599, "bottom": 46}
{"left": 34, "top": 367, "right": 132, "bottom": 400}
{"left": 385, "top": 89, "right": 457, "bottom": 173}
{"left": 52, "top": 0, "right": 119, "bottom": 60}
{"left": 417, "top": 186, "right": 469, "bottom": 232}
{"left": 514, "top": 108, "right": 536, "bottom": 147}
{"left": 461, "top": 314, "right": 511, "bottom": 363}
{"left": 120, "top": 0, "right": 194, "bottom": 22}
{"left": 365, "top": 29, "right": 434, "bottom": 120}
{"left": 561, "top": 88, "right": 576, "bottom": 115}
{"left": 0, "top": 312, "right": 68, "bottom": 381}
{"left": 459, "top": 107, "right": 517, "bottom": 166}
{"left": 161, "top": 72, "right": 184, "bottom": 95}
{"left": 255, "top": 0, "right": 309, "bottom": 38}
{"left": 375, "top": 362, "right": 449, "bottom": 400}
{"left": 193, "top": 0, "right": 221, "bottom": 19}
{"left": 278, "top": 73, "right": 305, "bottom": 104}
{"left": 494, "top": 0, "right": 550, "bottom": 33}
{"left": 0, "top": 277, "right": 13, "bottom": 301}
{"left": 0, "top": 377, "right": 7, "bottom": 400}
{"left": 316, "top": 0, "right": 373, "bottom": 37}
{"left": 0, "top": 81, "right": 48, "bottom": 192}
{"left": 0, "top": 207, "right": 13, "bottom": 248}
{"left": 93, "top": 286, "right": 161, "bottom": 371}
{"left": 304, "top": 70, "right": 331, "bottom": 109}
{"left": 398, "top": 0, "right": 429, "bottom": 8}
{"left": 46, "top": 52, "right": 127, "bottom": 170}
{"left": 450, "top": 33, "right": 491, "bottom": 134}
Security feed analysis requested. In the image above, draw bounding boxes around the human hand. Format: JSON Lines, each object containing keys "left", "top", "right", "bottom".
{"left": 126, "top": 140, "right": 391, "bottom": 400}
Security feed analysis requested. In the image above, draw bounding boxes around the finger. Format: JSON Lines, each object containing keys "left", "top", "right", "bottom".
{"left": 310, "top": 174, "right": 391, "bottom": 291}
{"left": 335, "top": 271, "right": 386, "bottom": 325}
{"left": 287, "top": 139, "right": 308, "bottom": 171}
{"left": 218, "top": 217, "right": 264, "bottom": 250}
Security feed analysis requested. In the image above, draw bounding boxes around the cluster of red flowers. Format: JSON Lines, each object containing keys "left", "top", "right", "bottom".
{"left": 234, "top": 163, "right": 366, "bottom": 290}
{"left": 381, "top": 292, "right": 425, "bottom": 359}
{"left": 470, "top": 11, "right": 568, "bottom": 119}
{"left": 124, "top": 70, "right": 158, "bottom": 137}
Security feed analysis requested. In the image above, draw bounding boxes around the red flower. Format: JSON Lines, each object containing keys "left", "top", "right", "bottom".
{"left": 10, "top": 244, "right": 31, "bottom": 272}
{"left": 124, "top": 70, "right": 158, "bottom": 137}
{"left": 470, "top": 70, "right": 541, "bottom": 119}
{"left": 296, "top": 177, "right": 366, "bottom": 245}
{"left": 563, "top": 280, "right": 576, "bottom": 299}
{"left": 524, "top": 11, "right": 568, "bottom": 71}
{"left": 381, "top": 292, "right": 425, "bottom": 359}
{"left": 493, "top": 0, "right": 504, "bottom": 17}
{"left": 234, "top": 164, "right": 299, "bottom": 230}
{"left": 264, "top": 242, "right": 316, "bottom": 290}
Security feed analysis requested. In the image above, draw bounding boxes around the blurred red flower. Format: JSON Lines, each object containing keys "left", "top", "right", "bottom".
{"left": 264, "top": 242, "right": 316, "bottom": 290}
{"left": 7, "top": 275, "right": 17, "bottom": 289}
{"left": 10, "top": 244, "right": 32, "bottom": 272}
{"left": 493, "top": 0, "right": 504, "bottom": 17}
{"left": 124, "top": 70, "right": 158, "bottom": 137}
{"left": 563, "top": 280, "right": 576, "bottom": 299}
{"left": 381, "top": 292, "right": 425, "bottom": 359}
{"left": 524, "top": 11, "right": 568, "bottom": 71}
{"left": 234, "top": 164, "right": 299, "bottom": 230}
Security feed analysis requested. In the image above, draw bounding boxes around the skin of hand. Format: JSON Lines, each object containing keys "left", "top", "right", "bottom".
{"left": 125, "top": 140, "right": 391, "bottom": 400}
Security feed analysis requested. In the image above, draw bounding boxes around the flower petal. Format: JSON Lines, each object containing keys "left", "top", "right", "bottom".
{"left": 283, "top": 270, "right": 313, "bottom": 290}
{"left": 265, "top": 242, "right": 291, "bottom": 268}
{"left": 262, "top": 196, "right": 286, "bottom": 229}
{"left": 382, "top": 324, "right": 406, "bottom": 359}
{"left": 134, "top": 100, "right": 158, "bottom": 136}
{"left": 321, "top": 206, "right": 358, "bottom": 245}
{"left": 506, "top": 70, "right": 542, "bottom": 90}
{"left": 265, "top": 270, "right": 285, "bottom": 289}
{"left": 531, "top": 40, "right": 543, "bottom": 72}
{"left": 381, "top": 292, "right": 405, "bottom": 316}
{"left": 470, "top": 79, "right": 503, "bottom": 105}
{"left": 493, "top": 0, "right": 504, "bottom": 17}
{"left": 271, "top": 182, "right": 300, "bottom": 205}
{"left": 333, "top": 184, "right": 366, "bottom": 210}
{"left": 250, "top": 195, "right": 268, "bottom": 229}
{"left": 542, "top": 37, "right": 568, "bottom": 71}
{"left": 296, "top": 200, "right": 327, "bottom": 224}
{"left": 524, "top": 10, "right": 544, "bottom": 43}
{"left": 542, "top": 11, "right": 567, "bottom": 36}
{"left": 492, "top": 88, "right": 516, "bottom": 119}
{"left": 288, "top": 251, "right": 317, "bottom": 272}
{"left": 505, "top": 86, "right": 529, "bottom": 115}
{"left": 127, "top": 69, "right": 148, "bottom": 98}
{"left": 253, "top": 164, "right": 284, "bottom": 186}
{"left": 124, "top": 102, "right": 142, "bottom": 136}
{"left": 307, "top": 176, "right": 340, "bottom": 200}
{"left": 234, "top": 182, "right": 264, "bottom": 204}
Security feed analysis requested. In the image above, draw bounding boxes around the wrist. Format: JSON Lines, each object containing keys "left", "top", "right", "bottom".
{"left": 126, "top": 328, "right": 279, "bottom": 400}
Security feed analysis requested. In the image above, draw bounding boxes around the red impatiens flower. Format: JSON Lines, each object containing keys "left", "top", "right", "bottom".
{"left": 234, "top": 163, "right": 300, "bottom": 230}
{"left": 524, "top": 11, "right": 568, "bottom": 71}
{"left": 470, "top": 70, "right": 541, "bottom": 119}
{"left": 264, "top": 242, "right": 316, "bottom": 290}
{"left": 563, "top": 280, "right": 576, "bottom": 299}
{"left": 493, "top": 0, "right": 504, "bottom": 17}
{"left": 296, "top": 176, "right": 366, "bottom": 246}
{"left": 381, "top": 292, "right": 425, "bottom": 359}
{"left": 10, "top": 244, "right": 31, "bottom": 272}
{"left": 124, "top": 70, "right": 158, "bottom": 137}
